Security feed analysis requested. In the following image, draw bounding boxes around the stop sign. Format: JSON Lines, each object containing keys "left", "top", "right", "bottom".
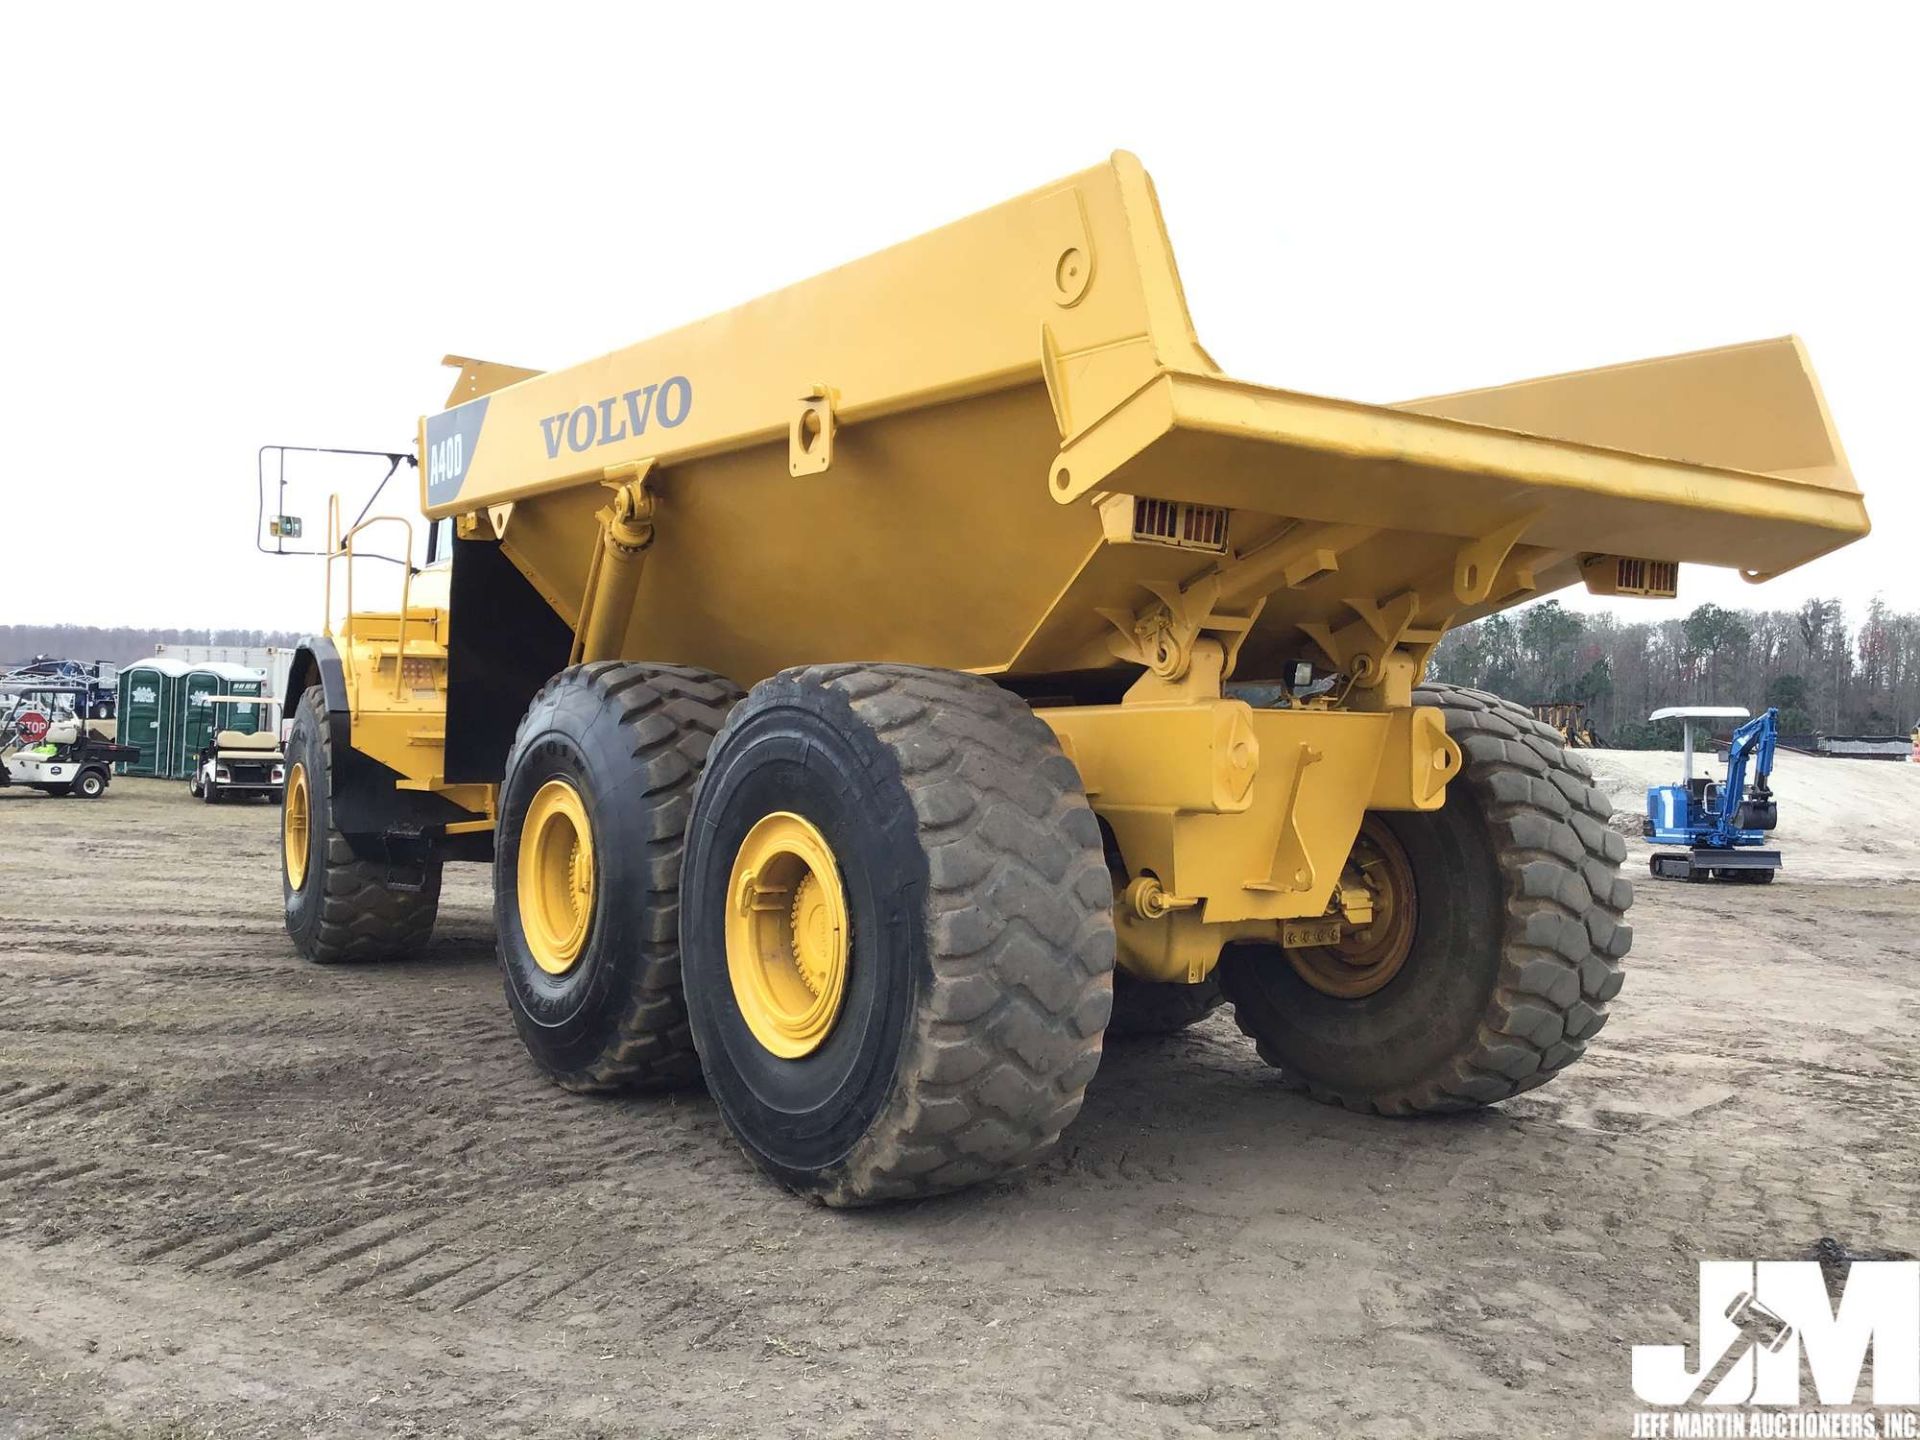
{"left": 15, "top": 710, "right": 49, "bottom": 743}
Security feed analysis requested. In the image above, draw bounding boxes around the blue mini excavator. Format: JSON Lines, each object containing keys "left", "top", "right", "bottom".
{"left": 1644, "top": 706, "right": 1781, "bottom": 883}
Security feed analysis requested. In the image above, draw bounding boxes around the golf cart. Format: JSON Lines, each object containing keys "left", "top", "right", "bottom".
{"left": 0, "top": 693, "right": 141, "bottom": 799}
{"left": 188, "top": 695, "right": 287, "bottom": 804}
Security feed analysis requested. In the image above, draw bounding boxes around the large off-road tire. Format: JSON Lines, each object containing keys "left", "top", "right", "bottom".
{"left": 1106, "top": 971, "right": 1225, "bottom": 1039}
{"left": 1218, "top": 682, "right": 1632, "bottom": 1113}
{"left": 681, "top": 665, "right": 1115, "bottom": 1206}
{"left": 282, "top": 686, "right": 441, "bottom": 964}
{"left": 496, "top": 662, "right": 744, "bottom": 1093}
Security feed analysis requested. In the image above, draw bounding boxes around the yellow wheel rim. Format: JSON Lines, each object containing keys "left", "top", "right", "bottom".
{"left": 725, "top": 812, "right": 851, "bottom": 1059}
{"left": 519, "top": 778, "right": 596, "bottom": 977}
{"left": 1289, "top": 817, "right": 1418, "bottom": 1000}
{"left": 283, "top": 762, "right": 311, "bottom": 891}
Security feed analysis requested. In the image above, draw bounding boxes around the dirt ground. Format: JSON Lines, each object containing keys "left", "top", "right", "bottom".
{"left": 2, "top": 772, "right": 1916, "bottom": 1439}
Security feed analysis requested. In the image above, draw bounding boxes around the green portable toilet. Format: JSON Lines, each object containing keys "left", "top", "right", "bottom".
{"left": 172, "top": 663, "right": 267, "bottom": 779}
{"left": 115, "top": 657, "right": 193, "bottom": 776}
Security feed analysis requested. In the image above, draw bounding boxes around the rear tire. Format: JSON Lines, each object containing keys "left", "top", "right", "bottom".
{"left": 1219, "top": 683, "right": 1631, "bottom": 1113}
{"left": 74, "top": 769, "right": 106, "bottom": 799}
{"left": 496, "top": 662, "right": 744, "bottom": 1093}
{"left": 682, "top": 665, "right": 1115, "bottom": 1206}
{"left": 282, "top": 687, "right": 441, "bottom": 964}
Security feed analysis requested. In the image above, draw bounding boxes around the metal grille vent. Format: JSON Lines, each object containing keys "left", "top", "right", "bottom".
{"left": 1615, "top": 557, "right": 1678, "bottom": 597}
{"left": 1132, "top": 498, "right": 1229, "bottom": 552}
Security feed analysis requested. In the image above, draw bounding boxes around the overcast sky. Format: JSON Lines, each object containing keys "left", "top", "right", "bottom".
{"left": 2, "top": 5, "right": 1911, "bottom": 635}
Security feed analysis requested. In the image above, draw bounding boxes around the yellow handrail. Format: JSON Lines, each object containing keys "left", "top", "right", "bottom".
{"left": 322, "top": 495, "right": 341, "bottom": 636}
{"left": 322, "top": 492, "right": 417, "bottom": 701}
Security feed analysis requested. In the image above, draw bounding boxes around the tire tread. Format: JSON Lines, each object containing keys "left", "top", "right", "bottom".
{"left": 292, "top": 686, "right": 441, "bottom": 965}
{"left": 504, "top": 662, "right": 743, "bottom": 1092}
{"left": 740, "top": 664, "right": 1116, "bottom": 1205}
{"left": 1106, "top": 972, "right": 1225, "bottom": 1039}
{"left": 1228, "top": 681, "right": 1632, "bottom": 1113}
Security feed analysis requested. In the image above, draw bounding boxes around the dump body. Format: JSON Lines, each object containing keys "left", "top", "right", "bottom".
{"left": 418, "top": 152, "right": 1866, "bottom": 692}
{"left": 354, "top": 149, "right": 1873, "bottom": 967}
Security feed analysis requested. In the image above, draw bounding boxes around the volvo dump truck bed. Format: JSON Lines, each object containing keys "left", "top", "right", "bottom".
{"left": 416, "top": 152, "right": 1864, "bottom": 691}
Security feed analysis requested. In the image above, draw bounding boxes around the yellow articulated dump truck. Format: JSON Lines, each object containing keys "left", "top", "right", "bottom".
{"left": 280, "top": 152, "right": 1868, "bottom": 1205}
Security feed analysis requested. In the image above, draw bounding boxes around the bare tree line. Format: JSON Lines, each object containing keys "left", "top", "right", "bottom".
{"left": 11, "top": 605, "right": 1917, "bottom": 753}
{"left": 1, "top": 624, "right": 305, "bottom": 668}
{"left": 1428, "top": 597, "right": 1920, "bottom": 747}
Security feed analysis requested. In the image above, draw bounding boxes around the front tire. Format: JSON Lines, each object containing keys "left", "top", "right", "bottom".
{"left": 1106, "top": 972, "right": 1224, "bottom": 1039}
{"left": 282, "top": 687, "right": 441, "bottom": 964}
{"left": 682, "top": 665, "right": 1115, "bottom": 1206}
{"left": 495, "top": 662, "right": 744, "bottom": 1093}
{"left": 1219, "top": 683, "right": 1632, "bottom": 1113}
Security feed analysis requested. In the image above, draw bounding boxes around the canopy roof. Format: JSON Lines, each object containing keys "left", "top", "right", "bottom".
{"left": 1649, "top": 706, "right": 1751, "bottom": 721}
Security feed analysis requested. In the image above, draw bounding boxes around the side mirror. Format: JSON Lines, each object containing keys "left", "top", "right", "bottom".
{"left": 257, "top": 444, "right": 414, "bottom": 557}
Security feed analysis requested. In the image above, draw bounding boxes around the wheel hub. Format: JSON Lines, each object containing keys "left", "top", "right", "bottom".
{"left": 283, "top": 762, "right": 311, "bottom": 891}
{"left": 1287, "top": 817, "right": 1417, "bottom": 999}
{"left": 726, "top": 813, "right": 850, "bottom": 1059}
{"left": 519, "top": 778, "right": 596, "bottom": 977}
